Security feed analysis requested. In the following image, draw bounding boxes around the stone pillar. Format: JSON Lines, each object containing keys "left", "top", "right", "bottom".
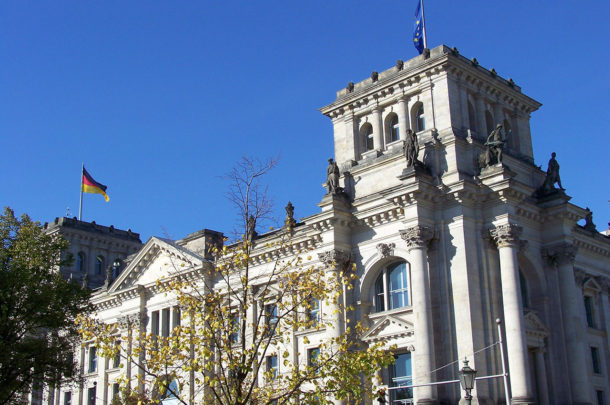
{"left": 400, "top": 225, "right": 436, "bottom": 405}
{"left": 535, "top": 349, "right": 549, "bottom": 405}
{"left": 343, "top": 112, "right": 358, "bottom": 162}
{"left": 397, "top": 97, "right": 410, "bottom": 141}
{"left": 489, "top": 224, "right": 535, "bottom": 404}
{"left": 372, "top": 106, "right": 384, "bottom": 151}
{"left": 543, "top": 244, "right": 592, "bottom": 405}
{"left": 318, "top": 249, "right": 351, "bottom": 405}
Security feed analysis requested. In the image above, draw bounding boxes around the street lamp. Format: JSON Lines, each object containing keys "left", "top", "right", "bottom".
{"left": 458, "top": 358, "right": 477, "bottom": 404}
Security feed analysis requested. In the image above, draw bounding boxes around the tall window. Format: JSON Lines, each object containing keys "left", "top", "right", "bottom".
{"left": 390, "top": 353, "right": 413, "bottom": 403}
{"left": 87, "top": 386, "right": 96, "bottom": 405}
{"left": 230, "top": 312, "right": 240, "bottom": 344}
{"left": 77, "top": 252, "right": 86, "bottom": 273}
{"left": 113, "top": 342, "right": 121, "bottom": 368}
{"left": 111, "top": 259, "right": 121, "bottom": 280}
{"left": 162, "top": 308, "right": 171, "bottom": 337}
{"left": 415, "top": 105, "right": 425, "bottom": 132}
{"left": 584, "top": 296, "right": 596, "bottom": 328}
{"left": 388, "top": 114, "right": 400, "bottom": 143}
{"left": 151, "top": 310, "right": 160, "bottom": 336}
{"left": 307, "top": 347, "right": 320, "bottom": 367}
{"left": 112, "top": 384, "right": 120, "bottom": 401}
{"left": 519, "top": 271, "right": 529, "bottom": 309}
{"left": 88, "top": 347, "right": 97, "bottom": 373}
{"left": 360, "top": 123, "right": 374, "bottom": 152}
{"left": 307, "top": 299, "right": 320, "bottom": 325}
{"left": 591, "top": 347, "right": 601, "bottom": 374}
{"left": 374, "top": 262, "right": 409, "bottom": 312}
{"left": 265, "top": 304, "right": 278, "bottom": 336}
{"left": 266, "top": 355, "right": 278, "bottom": 380}
{"left": 95, "top": 255, "right": 104, "bottom": 275}
{"left": 63, "top": 392, "right": 72, "bottom": 405}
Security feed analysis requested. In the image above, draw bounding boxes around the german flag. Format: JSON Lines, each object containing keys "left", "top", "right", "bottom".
{"left": 82, "top": 167, "right": 109, "bottom": 202}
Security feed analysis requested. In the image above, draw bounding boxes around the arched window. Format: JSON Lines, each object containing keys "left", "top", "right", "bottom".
{"left": 77, "top": 252, "right": 86, "bottom": 273}
{"left": 519, "top": 270, "right": 528, "bottom": 309}
{"left": 386, "top": 113, "right": 400, "bottom": 143}
{"left": 360, "top": 123, "right": 374, "bottom": 152}
{"left": 467, "top": 101, "right": 476, "bottom": 131}
{"left": 111, "top": 259, "right": 122, "bottom": 280}
{"left": 485, "top": 110, "right": 494, "bottom": 135}
{"left": 374, "top": 262, "right": 409, "bottom": 312}
{"left": 95, "top": 255, "right": 104, "bottom": 275}
{"left": 414, "top": 105, "right": 425, "bottom": 133}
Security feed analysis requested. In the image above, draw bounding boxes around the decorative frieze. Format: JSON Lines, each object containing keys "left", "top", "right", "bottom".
{"left": 400, "top": 225, "right": 433, "bottom": 250}
{"left": 489, "top": 224, "right": 522, "bottom": 248}
{"left": 317, "top": 249, "right": 351, "bottom": 270}
{"left": 376, "top": 243, "right": 396, "bottom": 258}
{"left": 541, "top": 243, "right": 577, "bottom": 267}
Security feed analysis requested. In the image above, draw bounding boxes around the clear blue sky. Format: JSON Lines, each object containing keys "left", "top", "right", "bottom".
{"left": 1, "top": 1, "right": 608, "bottom": 241}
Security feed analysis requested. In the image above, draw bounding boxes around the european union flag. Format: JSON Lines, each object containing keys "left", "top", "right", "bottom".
{"left": 413, "top": 0, "right": 424, "bottom": 54}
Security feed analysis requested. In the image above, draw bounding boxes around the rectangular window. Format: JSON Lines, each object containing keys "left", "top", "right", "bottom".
{"left": 230, "top": 312, "right": 240, "bottom": 344}
{"left": 591, "top": 347, "right": 601, "bottom": 374}
{"left": 307, "top": 347, "right": 320, "bottom": 367}
{"left": 63, "top": 392, "right": 72, "bottom": 405}
{"left": 88, "top": 347, "right": 97, "bottom": 373}
{"left": 162, "top": 308, "right": 170, "bottom": 337}
{"left": 266, "top": 355, "right": 278, "bottom": 380}
{"left": 112, "top": 383, "right": 120, "bottom": 400}
{"left": 584, "top": 296, "right": 595, "bottom": 328}
{"left": 596, "top": 390, "right": 604, "bottom": 405}
{"left": 172, "top": 306, "right": 181, "bottom": 330}
{"left": 390, "top": 353, "right": 413, "bottom": 403}
{"left": 87, "top": 386, "right": 96, "bottom": 405}
{"left": 113, "top": 343, "right": 121, "bottom": 368}
{"left": 307, "top": 299, "right": 320, "bottom": 325}
{"left": 151, "top": 310, "right": 160, "bottom": 335}
{"left": 265, "top": 304, "right": 278, "bottom": 336}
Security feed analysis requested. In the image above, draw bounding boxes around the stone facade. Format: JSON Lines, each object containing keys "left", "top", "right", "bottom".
{"left": 49, "top": 45, "right": 609, "bottom": 405}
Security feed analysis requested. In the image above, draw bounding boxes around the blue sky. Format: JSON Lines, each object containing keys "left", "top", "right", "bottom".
{"left": 1, "top": 1, "right": 608, "bottom": 241}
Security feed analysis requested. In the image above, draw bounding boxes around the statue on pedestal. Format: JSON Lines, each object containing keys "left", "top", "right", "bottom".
{"left": 536, "top": 152, "right": 565, "bottom": 197}
{"left": 326, "top": 158, "right": 343, "bottom": 195}
{"left": 481, "top": 123, "right": 507, "bottom": 168}
{"left": 404, "top": 129, "right": 420, "bottom": 168}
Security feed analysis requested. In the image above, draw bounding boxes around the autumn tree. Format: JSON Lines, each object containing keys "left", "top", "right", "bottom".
{"left": 78, "top": 157, "right": 394, "bottom": 404}
{"left": 0, "top": 207, "right": 91, "bottom": 405}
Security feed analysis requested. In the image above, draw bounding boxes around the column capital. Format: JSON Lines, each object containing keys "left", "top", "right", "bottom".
{"left": 489, "top": 224, "right": 522, "bottom": 248}
{"left": 317, "top": 249, "right": 351, "bottom": 270}
{"left": 541, "top": 243, "right": 577, "bottom": 267}
{"left": 400, "top": 225, "right": 433, "bottom": 250}
{"left": 118, "top": 313, "right": 141, "bottom": 330}
{"left": 376, "top": 242, "right": 396, "bottom": 258}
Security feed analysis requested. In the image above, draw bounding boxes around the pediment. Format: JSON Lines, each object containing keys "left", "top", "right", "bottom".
{"left": 524, "top": 311, "right": 549, "bottom": 338}
{"left": 362, "top": 314, "right": 414, "bottom": 343}
{"left": 109, "top": 237, "right": 207, "bottom": 292}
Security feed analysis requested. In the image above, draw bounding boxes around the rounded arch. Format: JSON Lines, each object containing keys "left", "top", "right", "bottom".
{"left": 517, "top": 252, "right": 546, "bottom": 311}
{"left": 384, "top": 112, "right": 400, "bottom": 144}
{"left": 410, "top": 101, "right": 425, "bottom": 133}
{"left": 359, "top": 122, "right": 374, "bottom": 154}
{"left": 359, "top": 249, "right": 412, "bottom": 313}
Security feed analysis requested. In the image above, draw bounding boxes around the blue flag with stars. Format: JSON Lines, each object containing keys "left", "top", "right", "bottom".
{"left": 413, "top": 0, "right": 424, "bottom": 54}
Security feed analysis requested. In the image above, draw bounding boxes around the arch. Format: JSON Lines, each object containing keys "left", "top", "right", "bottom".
{"left": 485, "top": 110, "right": 494, "bottom": 135}
{"left": 385, "top": 112, "right": 400, "bottom": 144}
{"left": 517, "top": 253, "right": 546, "bottom": 311}
{"left": 361, "top": 258, "right": 411, "bottom": 313}
{"left": 411, "top": 102, "right": 425, "bottom": 132}
{"left": 95, "top": 255, "right": 105, "bottom": 275}
{"left": 359, "top": 122, "right": 374, "bottom": 154}
{"left": 77, "top": 252, "right": 86, "bottom": 273}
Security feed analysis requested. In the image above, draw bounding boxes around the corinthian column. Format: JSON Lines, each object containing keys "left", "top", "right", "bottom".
{"left": 489, "top": 224, "right": 535, "bottom": 404}
{"left": 542, "top": 244, "right": 592, "bottom": 405}
{"left": 400, "top": 225, "right": 436, "bottom": 405}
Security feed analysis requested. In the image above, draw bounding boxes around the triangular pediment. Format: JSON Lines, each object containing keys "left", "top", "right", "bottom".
{"left": 524, "top": 311, "right": 549, "bottom": 337}
{"left": 108, "top": 237, "right": 207, "bottom": 292}
{"left": 362, "top": 314, "right": 414, "bottom": 343}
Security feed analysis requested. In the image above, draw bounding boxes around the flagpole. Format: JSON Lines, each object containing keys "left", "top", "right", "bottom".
{"left": 78, "top": 163, "right": 84, "bottom": 221}
{"left": 421, "top": 0, "right": 428, "bottom": 49}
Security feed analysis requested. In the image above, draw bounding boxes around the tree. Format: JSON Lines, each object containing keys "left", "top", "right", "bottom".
{"left": 0, "top": 207, "right": 91, "bottom": 405}
{"left": 78, "top": 157, "right": 395, "bottom": 404}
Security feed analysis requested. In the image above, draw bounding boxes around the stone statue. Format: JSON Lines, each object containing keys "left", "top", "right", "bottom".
{"left": 284, "top": 201, "right": 296, "bottom": 228}
{"left": 583, "top": 207, "right": 597, "bottom": 232}
{"left": 536, "top": 152, "right": 565, "bottom": 197}
{"left": 483, "top": 123, "right": 506, "bottom": 167}
{"left": 246, "top": 215, "right": 257, "bottom": 242}
{"left": 104, "top": 265, "right": 112, "bottom": 288}
{"left": 404, "top": 129, "right": 419, "bottom": 168}
{"left": 326, "top": 158, "right": 341, "bottom": 195}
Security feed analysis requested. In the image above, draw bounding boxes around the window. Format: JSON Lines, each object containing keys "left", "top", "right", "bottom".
{"left": 230, "top": 312, "right": 240, "bottom": 344}
{"left": 307, "top": 347, "right": 320, "bottom": 367}
{"left": 111, "top": 259, "right": 121, "bottom": 280}
{"left": 390, "top": 353, "right": 413, "bottom": 403}
{"left": 266, "top": 355, "right": 278, "bottom": 380}
{"left": 519, "top": 271, "right": 528, "bottom": 309}
{"left": 77, "top": 252, "right": 86, "bottom": 272}
{"left": 485, "top": 110, "right": 494, "bottom": 135}
{"left": 172, "top": 307, "right": 181, "bottom": 330}
{"left": 387, "top": 114, "right": 400, "bottom": 143}
{"left": 360, "top": 123, "right": 374, "bottom": 152}
{"left": 95, "top": 255, "right": 104, "bottom": 275}
{"left": 151, "top": 310, "right": 160, "bottom": 335}
{"left": 415, "top": 105, "right": 425, "bottom": 132}
{"left": 113, "top": 342, "right": 121, "bottom": 368}
{"left": 584, "top": 296, "right": 596, "bottom": 328}
{"left": 265, "top": 304, "right": 278, "bottom": 336}
{"left": 374, "top": 262, "right": 409, "bottom": 312}
{"left": 591, "top": 347, "right": 601, "bottom": 374}
{"left": 162, "top": 308, "right": 170, "bottom": 337}
{"left": 112, "top": 384, "right": 120, "bottom": 400}
{"left": 87, "top": 386, "right": 96, "bottom": 405}
{"left": 88, "top": 347, "right": 97, "bottom": 373}
{"left": 63, "top": 392, "right": 72, "bottom": 405}
{"left": 307, "top": 298, "right": 320, "bottom": 325}
{"left": 161, "top": 379, "right": 179, "bottom": 402}
{"left": 596, "top": 390, "right": 604, "bottom": 405}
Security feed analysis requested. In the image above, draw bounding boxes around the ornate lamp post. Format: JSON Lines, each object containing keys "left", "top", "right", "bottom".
{"left": 458, "top": 358, "right": 477, "bottom": 404}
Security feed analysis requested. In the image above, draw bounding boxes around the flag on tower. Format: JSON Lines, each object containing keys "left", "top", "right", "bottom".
{"left": 81, "top": 167, "right": 109, "bottom": 202}
{"left": 413, "top": 0, "right": 425, "bottom": 54}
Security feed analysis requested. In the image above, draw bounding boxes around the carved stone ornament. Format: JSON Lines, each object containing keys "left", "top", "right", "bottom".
{"left": 489, "top": 224, "right": 522, "bottom": 248}
{"left": 400, "top": 225, "right": 433, "bottom": 250}
{"left": 541, "top": 243, "right": 577, "bottom": 267}
{"left": 573, "top": 269, "right": 587, "bottom": 287}
{"left": 118, "top": 313, "right": 140, "bottom": 330}
{"left": 317, "top": 249, "right": 351, "bottom": 269}
{"left": 376, "top": 243, "right": 396, "bottom": 258}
